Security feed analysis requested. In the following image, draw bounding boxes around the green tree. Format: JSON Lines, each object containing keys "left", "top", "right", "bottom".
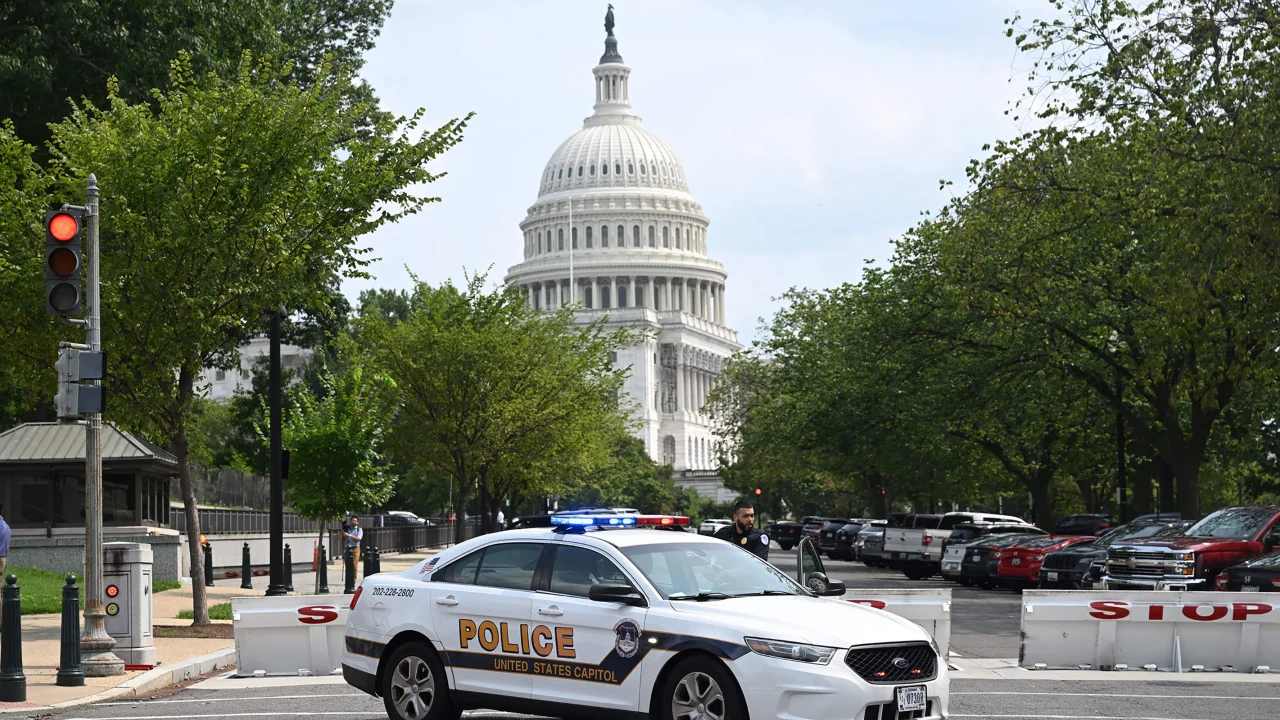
{"left": 42, "top": 56, "right": 465, "bottom": 622}
{"left": 561, "top": 435, "right": 676, "bottom": 514}
{"left": 281, "top": 357, "right": 398, "bottom": 589}
{"left": 367, "top": 273, "right": 637, "bottom": 542}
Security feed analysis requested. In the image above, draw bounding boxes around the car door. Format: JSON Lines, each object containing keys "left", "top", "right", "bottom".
{"left": 530, "top": 542, "right": 649, "bottom": 711}
{"left": 430, "top": 541, "right": 547, "bottom": 699}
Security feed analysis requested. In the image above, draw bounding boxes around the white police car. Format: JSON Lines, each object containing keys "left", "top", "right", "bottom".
{"left": 342, "top": 514, "right": 948, "bottom": 720}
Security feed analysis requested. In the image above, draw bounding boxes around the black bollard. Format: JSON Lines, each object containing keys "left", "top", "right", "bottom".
{"left": 317, "top": 544, "right": 329, "bottom": 594}
{"left": 203, "top": 542, "right": 214, "bottom": 587}
{"left": 56, "top": 575, "right": 83, "bottom": 687}
{"left": 284, "top": 543, "right": 294, "bottom": 593}
{"left": 0, "top": 575, "right": 26, "bottom": 702}
{"left": 241, "top": 542, "right": 253, "bottom": 589}
{"left": 344, "top": 547, "right": 355, "bottom": 594}
{"left": 372, "top": 546, "right": 382, "bottom": 575}
{"left": 362, "top": 543, "right": 372, "bottom": 580}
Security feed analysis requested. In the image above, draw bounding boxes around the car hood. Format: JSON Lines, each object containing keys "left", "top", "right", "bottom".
{"left": 1112, "top": 536, "right": 1257, "bottom": 552}
{"left": 667, "top": 595, "right": 929, "bottom": 648}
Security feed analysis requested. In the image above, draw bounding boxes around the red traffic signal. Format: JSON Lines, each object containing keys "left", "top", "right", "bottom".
{"left": 754, "top": 487, "right": 763, "bottom": 496}
{"left": 45, "top": 208, "right": 84, "bottom": 315}
{"left": 105, "top": 584, "right": 119, "bottom": 598}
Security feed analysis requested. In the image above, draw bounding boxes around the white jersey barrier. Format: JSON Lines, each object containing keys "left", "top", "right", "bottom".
{"left": 231, "top": 596, "right": 350, "bottom": 676}
{"left": 1020, "top": 590, "right": 1280, "bottom": 672}
{"left": 844, "top": 588, "right": 951, "bottom": 656}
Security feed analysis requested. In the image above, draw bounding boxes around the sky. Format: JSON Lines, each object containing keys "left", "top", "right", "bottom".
{"left": 350, "top": 0, "right": 1038, "bottom": 344}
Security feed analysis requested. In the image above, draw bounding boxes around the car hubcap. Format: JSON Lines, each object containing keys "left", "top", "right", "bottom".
{"left": 672, "top": 671, "right": 725, "bottom": 720}
{"left": 391, "top": 655, "right": 435, "bottom": 719}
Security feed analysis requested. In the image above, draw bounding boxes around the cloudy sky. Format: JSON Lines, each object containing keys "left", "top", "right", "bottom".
{"left": 350, "top": 0, "right": 1036, "bottom": 343}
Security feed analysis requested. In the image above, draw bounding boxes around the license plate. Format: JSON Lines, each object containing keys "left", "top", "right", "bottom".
{"left": 1045, "top": 571, "right": 1058, "bottom": 581}
{"left": 1011, "top": 558, "right": 1022, "bottom": 565}
{"left": 896, "top": 685, "right": 927, "bottom": 713}
{"left": 970, "top": 555, "right": 980, "bottom": 562}
{"left": 1243, "top": 585, "right": 1259, "bottom": 592}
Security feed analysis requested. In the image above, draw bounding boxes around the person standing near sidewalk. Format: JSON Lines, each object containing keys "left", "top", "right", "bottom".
{"left": 0, "top": 506, "right": 8, "bottom": 628}
{"left": 342, "top": 515, "right": 364, "bottom": 569}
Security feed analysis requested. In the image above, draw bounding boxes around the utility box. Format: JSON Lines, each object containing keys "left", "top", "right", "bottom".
{"left": 102, "top": 542, "right": 156, "bottom": 667}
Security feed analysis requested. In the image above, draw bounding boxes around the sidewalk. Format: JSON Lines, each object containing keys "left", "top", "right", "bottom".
{"left": 0, "top": 547, "right": 442, "bottom": 712}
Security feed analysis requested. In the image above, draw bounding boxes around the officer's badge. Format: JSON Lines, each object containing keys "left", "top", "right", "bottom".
{"left": 613, "top": 618, "right": 640, "bottom": 658}
{"left": 741, "top": 537, "right": 748, "bottom": 545}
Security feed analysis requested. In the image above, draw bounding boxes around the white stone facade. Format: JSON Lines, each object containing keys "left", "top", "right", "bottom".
{"left": 505, "top": 19, "right": 740, "bottom": 475}
{"left": 197, "top": 336, "right": 312, "bottom": 401}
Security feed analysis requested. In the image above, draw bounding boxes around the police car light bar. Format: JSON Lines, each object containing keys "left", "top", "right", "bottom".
{"left": 550, "top": 514, "right": 638, "bottom": 528}
{"left": 635, "top": 515, "right": 690, "bottom": 526}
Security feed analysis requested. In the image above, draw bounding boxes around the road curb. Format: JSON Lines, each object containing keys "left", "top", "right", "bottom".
{"left": 30, "top": 646, "right": 238, "bottom": 711}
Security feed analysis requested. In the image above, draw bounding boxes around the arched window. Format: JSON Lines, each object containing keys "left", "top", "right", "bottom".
{"left": 572, "top": 227, "right": 578, "bottom": 249}
{"left": 617, "top": 225, "right": 625, "bottom": 246}
{"left": 635, "top": 285, "right": 644, "bottom": 307}
{"left": 615, "top": 163, "right": 622, "bottom": 175}
{"left": 648, "top": 226, "right": 655, "bottom": 247}
{"left": 661, "top": 165, "right": 667, "bottom": 177}
{"left": 557, "top": 168, "right": 563, "bottom": 179}
{"left": 558, "top": 228, "right": 564, "bottom": 250}
{"left": 628, "top": 163, "right": 634, "bottom": 175}
{"left": 633, "top": 225, "right": 640, "bottom": 247}
{"left": 601, "top": 163, "right": 608, "bottom": 176}
{"left": 662, "top": 226, "right": 669, "bottom": 248}
{"left": 650, "top": 165, "right": 657, "bottom": 176}
{"left": 589, "top": 164, "right": 595, "bottom": 176}
{"left": 640, "top": 164, "right": 646, "bottom": 175}
{"left": 618, "top": 286, "right": 628, "bottom": 308}
{"left": 577, "top": 165, "right": 583, "bottom": 177}
{"left": 675, "top": 227, "right": 681, "bottom": 249}
{"left": 537, "top": 230, "right": 542, "bottom": 253}
{"left": 585, "top": 286, "right": 593, "bottom": 309}
{"left": 585, "top": 226, "right": 593, "bottom": 248}
{"left": 601, "top": 225, "right": 609, "bottom": 247}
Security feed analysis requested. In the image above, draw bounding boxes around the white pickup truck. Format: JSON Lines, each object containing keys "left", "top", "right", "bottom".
{"left": 883, "top": 511, "right": 1029, "bottom": 579}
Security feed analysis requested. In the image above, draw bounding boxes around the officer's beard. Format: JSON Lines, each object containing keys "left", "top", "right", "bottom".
{"left": 736, "top": 519, "right": 753, "bottom": 534}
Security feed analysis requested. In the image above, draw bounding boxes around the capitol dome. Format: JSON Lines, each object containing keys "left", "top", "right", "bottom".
{"left": 506, "top": 8, "right": 739, "bottom": 479}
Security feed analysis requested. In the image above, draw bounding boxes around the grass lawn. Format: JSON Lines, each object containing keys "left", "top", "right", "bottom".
{"left": 178, "top": 602, "right": 232, "bottom": 620}
{"left": 6, "top": 566, "right": 184, "bottom": 615}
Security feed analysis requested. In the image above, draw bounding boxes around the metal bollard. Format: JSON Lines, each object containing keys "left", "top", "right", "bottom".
{"left": 362, "top": 543, "right": 373, "bottom": 580}
{"left": 203, "top": 542, "right": 214, "bottom": 587}
{"left": 56, "top": 575, "right": 84, "bottom": 687}
{"left": 317, "top": 544, "right": 329, "bottom": 594}
{"left": 284, "top": 543, "right": 294, "bottom": 593}
{"left": 0, "top": 575, "right": 26, "bottom": 701}
{"left": 344, "top": 547, "right": 355, "bottom": 594}
{"left": 372, "top": 546, "right": 382, "bottom": 575}
{"left": 241, "top": 542, "right": 252, "bottom": 589}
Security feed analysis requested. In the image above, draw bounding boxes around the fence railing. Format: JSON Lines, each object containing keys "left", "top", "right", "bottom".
{"left": 329, "top": 522, "right": 482, "bottom": 556}
{"left": 170, "top": 505, "right": 324, "bottom": 534}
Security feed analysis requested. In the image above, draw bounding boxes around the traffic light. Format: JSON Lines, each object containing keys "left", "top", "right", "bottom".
{"left": 55, "top": 347, "right": 106, "bottom": 418}
{"left": 754, "top": 487, "right": 763, "bottom": 496}
{"left": 45, "top": 208, "right": 85, "bottom": 316}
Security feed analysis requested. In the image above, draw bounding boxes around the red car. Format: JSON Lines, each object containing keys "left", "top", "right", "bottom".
{"left": 1104, "top": 506, "right": 1280, "bottom": 590}
{"left": 997, "top": 535, "right": 1095, "bottom": 588}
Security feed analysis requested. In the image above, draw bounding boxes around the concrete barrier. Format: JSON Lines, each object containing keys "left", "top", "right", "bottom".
{"left": 231, "top": 596, "right": 349, "bottom": 676}
{"left": 844, "top": 588, "right": 952, "bottom": 655}
{"left": 1020, "top": 590, "right": 1280, "bottom": 672}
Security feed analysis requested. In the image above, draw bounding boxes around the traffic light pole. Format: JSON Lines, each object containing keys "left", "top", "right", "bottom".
{"left": 79, "top": 174, "right": 124, "bottom": 677}
{"left": 266, "top": 309, "right": 287, "bottom": 596}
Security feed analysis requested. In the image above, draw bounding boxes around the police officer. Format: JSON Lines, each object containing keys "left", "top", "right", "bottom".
{"left": 713, "top": 500, "right": 769, "bottom": 560}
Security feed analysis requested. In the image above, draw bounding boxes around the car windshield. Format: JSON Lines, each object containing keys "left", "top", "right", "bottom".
{"left": 949, "top": 527, "right": 981, "bottom": 542}
{"left": 621, "top": 542, "right": 804, "bottom": 600}
{"left": 938, "top": 515, "right": 975, "bottom": 530}
{"left": 1096, "top": 522, "right": 1168, "bottom": 547}
{"left": 1185, "top": 507, "right": 1277, "bottom": 540}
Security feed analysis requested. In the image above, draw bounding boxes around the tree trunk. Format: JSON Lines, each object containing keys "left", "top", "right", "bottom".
{"left": 1130, "top": 435, "right": 1155, "bottom": 517}
{"left": 1175, "top": 459, "right": 1202, "bottom": 520}
{"left": 1157, "top": 460, "right": 1177, "bottom": 513}
{"left": 865, "top": 470, "right": 887, "bottom": 519}
{"left": 1028, "top": 472, "right": 1055, "bottom": 531}
{"left": 174, "top": 369, "right": 210, "bottom": 625}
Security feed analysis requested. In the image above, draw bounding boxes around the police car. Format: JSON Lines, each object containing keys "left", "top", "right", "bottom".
{"left": 342, "top": 514, "right": 948, "bottom": 720}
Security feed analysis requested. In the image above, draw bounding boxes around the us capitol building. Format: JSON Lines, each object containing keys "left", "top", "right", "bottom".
{"left": 505, "top": 9, "right": 738, "bottom": 502}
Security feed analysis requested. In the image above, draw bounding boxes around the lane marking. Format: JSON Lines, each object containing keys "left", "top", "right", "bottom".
{"left": 952, "top": 715, "right": 1221, "bottom": 720}
{"left": 100, "top": 694, "right": 366, "bottom": 706}
{"left": 65, "top": 714, "right": 370, "bottom": 719}
{"left": 954, "top": 692, "right": 1280, "bottom": 700}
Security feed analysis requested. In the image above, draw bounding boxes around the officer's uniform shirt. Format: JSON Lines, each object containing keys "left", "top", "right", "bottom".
{"left": 713, "top": 524, "right": 770, "bottom": 560}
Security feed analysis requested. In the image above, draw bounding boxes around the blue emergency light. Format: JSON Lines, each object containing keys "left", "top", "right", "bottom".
{"left": 550, "top": 514, "right": 637, "bottom": 532}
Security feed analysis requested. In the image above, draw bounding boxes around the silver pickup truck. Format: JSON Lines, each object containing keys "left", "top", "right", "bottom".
{"left": 883, "top": 511, "right": 1029, "bottom": 579}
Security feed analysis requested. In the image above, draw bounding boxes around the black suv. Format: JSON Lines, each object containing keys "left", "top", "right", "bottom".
{"left": 765, "top": 520, "right": 804, "bottom": 551}
{"left": 1053, "top": 513, "right": 1116, "bottom": 536}
{"left": 818, "top": 519, "right": 860, "bottom": 558}
{"left": 831, "top": 520, "right": 871, "bottom": 560}
{"left": 1039, "top": 518, "right": 1186, "bottom": 589}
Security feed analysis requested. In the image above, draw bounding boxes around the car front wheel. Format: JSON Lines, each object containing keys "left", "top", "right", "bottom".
{"left": 381, "top": 641, "right": 458, "bottom": 720}
{"left": 661, "top": 656, "right": 747, "bottom": 720}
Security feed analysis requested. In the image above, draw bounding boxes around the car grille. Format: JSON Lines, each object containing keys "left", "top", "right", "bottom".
{"left": 1041, "top": 554, "right": 1080, "bottom": 570}
{"left": 1107, "top": 548, "right": 1193, "bottom": 580}
{"left": 845, "top": 642, "right": 937, "bottom": 684}
{"left": 864, "top": 700, "right": 934, "bottom": 720}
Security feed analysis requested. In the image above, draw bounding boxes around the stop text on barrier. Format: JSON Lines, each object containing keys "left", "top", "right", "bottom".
{"left": 1088, "top": 600, "right": 1273, "bottom": 622}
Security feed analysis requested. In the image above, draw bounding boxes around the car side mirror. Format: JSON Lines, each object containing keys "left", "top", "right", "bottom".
{"left": 805, "top": 572, "right": 845, "bottom": 596}
{"left": 588, "top": 583, "right": 647, "bottom": 607}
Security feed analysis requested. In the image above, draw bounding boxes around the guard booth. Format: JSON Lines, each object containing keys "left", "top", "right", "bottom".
{"left": 102, "top": 542, "right": 156, "bottom": 667}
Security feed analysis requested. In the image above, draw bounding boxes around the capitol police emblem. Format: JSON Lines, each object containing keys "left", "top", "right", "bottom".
{"left": 613, "top": 618, "right": 641, "bottom": 658}
{"left": 759, "top": 533, "right": 768, "bottom": 545}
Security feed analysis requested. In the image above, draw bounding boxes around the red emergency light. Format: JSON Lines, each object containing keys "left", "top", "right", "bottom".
{"left": 635, "top": 515, "right": 690, "bottom": 527}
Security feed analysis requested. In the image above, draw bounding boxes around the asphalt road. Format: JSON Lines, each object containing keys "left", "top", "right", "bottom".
{"left": 768, "top": 547, "right": 1023, "bottom": 658}
{"left": 37, "top": 675, "right": 1280, "bottom": 720}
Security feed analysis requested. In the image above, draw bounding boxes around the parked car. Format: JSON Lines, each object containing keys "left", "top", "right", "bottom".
{"left": 856, "top": 523, "right": 889, "bottom": 568}
{"left": 800, "top": 516, "right": 837, "bottom": 545}
{"left": 1052, "top": 513, "right": 1116, "bottom": 536}
{"left": 507, "top": 514, "right": 554, "bottom": 529}
{"left": 882, "top": 513, "right": 961, "bottom": 578}
{"left": 958, "top": 532, "right": 1045, "bottom": 588}
{"left": 818, "top": 519, "right": 859, "bottom": 558}
{"left": 831, "top": 520, "right": 874, "bottom": 560}
{"left": 1216, "top": 550, "right": 1280, "bottom": 592}
{"left": 940, "top": 523, "right": 1046, "bottom": 580}
{"left": 698, "top": 518, "right": 733, "bottom": 536}
{"left": 1039, "top": 518, "right": 1186, "bottom": 589}
{"left": 996, "top": 535, "right": 1095, "bottom": 588}
{"left": 1104, "top": 505, "right": 1280, "bottom": 590}
{"left": 765, "top": 520, "right": 804, "bottom": 550}
{"left": 374, "top": 511, "right": 427, "bottom": 527}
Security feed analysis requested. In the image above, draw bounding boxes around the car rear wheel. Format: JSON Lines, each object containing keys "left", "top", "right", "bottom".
{"left": 779, "top": 542, "right": 793, "bottom": 551}
{"left": 381, "top": 641, "right": 458, "bottom": 720}
{"left": 662, "top": 656, "right": 746, "bottom": 720}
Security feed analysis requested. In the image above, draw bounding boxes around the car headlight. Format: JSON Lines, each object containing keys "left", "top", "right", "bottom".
{"left": 744, "top": 637, "right": 837, "bottom": 664}
{"left": 929, "top": 635, "right": 942, "bottom": 659}
{"left": 1077, "top": 557, "right": 1094, "bottom": 570}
